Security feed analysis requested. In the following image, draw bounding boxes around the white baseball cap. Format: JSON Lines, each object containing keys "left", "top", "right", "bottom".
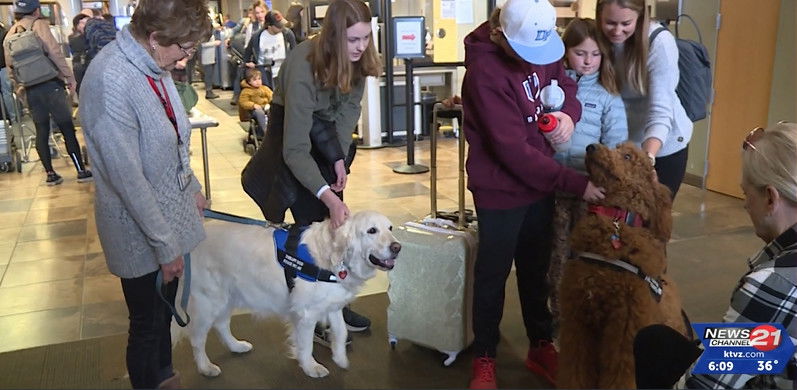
{"left": 499, "top": 0, "right": 564, "bottom": 65}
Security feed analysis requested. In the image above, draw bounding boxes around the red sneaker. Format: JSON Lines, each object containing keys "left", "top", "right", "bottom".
{"left": 525, "top": 340, "right": 558, "bottom": 385}
{"left": 469, "top": 356, "right": 497, "bottom": 389}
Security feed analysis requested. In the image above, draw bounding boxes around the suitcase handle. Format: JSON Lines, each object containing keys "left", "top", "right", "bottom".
{"left": 430, "top": 102, "right": 467, "bottom": 229}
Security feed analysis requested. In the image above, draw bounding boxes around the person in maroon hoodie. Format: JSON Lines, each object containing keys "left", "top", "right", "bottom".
{"left": 462, "top": 0, "right": 605, "bottom": 388}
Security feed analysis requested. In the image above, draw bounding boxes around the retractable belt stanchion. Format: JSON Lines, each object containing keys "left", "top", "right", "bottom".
{"left": 392, "top": 57, "right": 428, "bottom": 174}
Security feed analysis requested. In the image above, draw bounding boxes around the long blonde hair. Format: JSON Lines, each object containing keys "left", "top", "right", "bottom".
{"left": 562, "top": 18, "right": 619, "bottom": 95}
{"left": 596, "top": 0, "right": 649, "bottom": 95}
{"left": 308, "top": 0, "right": 381, "bottom": 94}
{"left": 742, "top": 122, "right": 797, "bottom": 204}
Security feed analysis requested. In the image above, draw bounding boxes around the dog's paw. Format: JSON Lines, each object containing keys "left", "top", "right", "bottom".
{"left": 333, "top": 354, "right": 349, "bottom": 369}
{"left": 198, "top": 363, "right": 222, "bottom": 377}
{"left": 230, "top": 340, "right": 253, "bottom": 353}
{"left": 301, "top": 362, "right": 330, "bottom": 378}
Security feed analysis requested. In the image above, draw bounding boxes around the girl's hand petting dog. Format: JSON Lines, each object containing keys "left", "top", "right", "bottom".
{"left": 582, "top": 181, "right": 606, "bottom": 202}
{"left": 321, "top": 189, "right": 350, "bottom": 229}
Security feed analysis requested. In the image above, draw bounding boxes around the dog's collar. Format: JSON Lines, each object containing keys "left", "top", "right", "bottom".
{"left": 588, "top": 205, "right": 647, "bottom": 228}
{"left": 576, "top": 251, "right": 663, "bottom": 302}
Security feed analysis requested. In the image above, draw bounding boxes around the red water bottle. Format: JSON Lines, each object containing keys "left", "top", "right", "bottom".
{"left": 538, "top": 113, "right": 558, "bottom": 133}
{"left": 538, "top": 113, "right": 569, "bottom": 152}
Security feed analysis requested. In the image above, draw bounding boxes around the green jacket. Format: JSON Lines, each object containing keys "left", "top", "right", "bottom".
{"left": 272, "top": 38, "right": 364, "bottom": 195}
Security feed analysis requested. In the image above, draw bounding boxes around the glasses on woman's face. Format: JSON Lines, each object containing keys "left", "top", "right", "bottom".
{"left": 177, "top": 42, "right": 197, "bottom": 58}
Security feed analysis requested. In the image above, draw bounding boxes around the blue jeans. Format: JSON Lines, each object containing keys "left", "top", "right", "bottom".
{"left": 231, "top": 64, "right": 244, "bottom": 100}
{"left": 202, "top": 64, "right": 215, "bottom": 93}
{"left": 251, "top": 108, "right": 267, "bottom": 137}
{"left": 25, "top": 79, "right": 84, "bottom": 173}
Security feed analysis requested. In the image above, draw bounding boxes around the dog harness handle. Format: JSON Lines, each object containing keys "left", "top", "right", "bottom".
{"left": 576, "top": 251, "right": 663, "bottom": 302}
{"left": 278, "top": 226, "right": 340, "bottom": 292}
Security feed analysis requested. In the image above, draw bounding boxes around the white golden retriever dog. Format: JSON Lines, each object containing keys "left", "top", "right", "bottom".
{"left": 176, "top": 210, "right": 400, "bottom": 378}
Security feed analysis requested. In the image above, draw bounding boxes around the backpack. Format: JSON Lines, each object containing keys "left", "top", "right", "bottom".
{"left": 4, "top": 18, "right": 59, "bottom": 87}
{"left": 650, "top": 15, "right": 712, "bottom": 122}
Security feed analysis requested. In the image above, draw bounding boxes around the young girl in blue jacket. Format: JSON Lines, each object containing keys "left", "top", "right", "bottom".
{"left": 548, "top": 17, "right": 628, "bottom": 322}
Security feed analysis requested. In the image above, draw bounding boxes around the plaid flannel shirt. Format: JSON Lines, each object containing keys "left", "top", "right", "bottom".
{"left": 687, "top": 225, "right": 797, "bottom": 389}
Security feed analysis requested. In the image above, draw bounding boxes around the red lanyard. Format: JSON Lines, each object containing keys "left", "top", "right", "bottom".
{"left": 146, "top": 76, "right": 182, "bottom": 145}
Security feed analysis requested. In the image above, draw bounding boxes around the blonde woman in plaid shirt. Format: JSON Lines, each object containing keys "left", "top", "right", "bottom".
{"left": 686, "top": 121, "right": 797, "bottom": 389}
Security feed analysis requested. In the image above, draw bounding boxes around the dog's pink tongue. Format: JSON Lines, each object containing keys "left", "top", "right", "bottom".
{"left": 384, "top": 258, "right": 395, "bottom": 267}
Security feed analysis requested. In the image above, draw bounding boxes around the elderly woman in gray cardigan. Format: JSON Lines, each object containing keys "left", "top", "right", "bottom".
{"left": 78, "top": 0, "right": 211, "bottom": 388}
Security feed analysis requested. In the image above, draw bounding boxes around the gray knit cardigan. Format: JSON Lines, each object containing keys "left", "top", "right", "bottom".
{"left": 79, "top": 26, "right": 206, "bottom": 279}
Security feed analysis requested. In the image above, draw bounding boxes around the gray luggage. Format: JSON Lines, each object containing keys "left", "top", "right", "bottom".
{"left": 387, "top": 105, "right": 478, "bottom": 366}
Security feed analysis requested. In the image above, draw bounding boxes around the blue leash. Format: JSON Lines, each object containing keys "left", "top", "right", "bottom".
{"left": 155, "top": 253, "right": 191, "bottom": 327}
{"left": 202, "top": 209, "right": 269, "bottom": 226}
{"left": 155, "top": 209, "right": 270, "bottom": 327}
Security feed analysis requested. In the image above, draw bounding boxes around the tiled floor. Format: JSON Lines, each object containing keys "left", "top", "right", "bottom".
{"left": 0, "top": 84, "right": 761, "bottom": 357}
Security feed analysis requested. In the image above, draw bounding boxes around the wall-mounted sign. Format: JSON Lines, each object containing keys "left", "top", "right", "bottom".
{"left": 392, "top": 16, "right": 426, "bottom": 59}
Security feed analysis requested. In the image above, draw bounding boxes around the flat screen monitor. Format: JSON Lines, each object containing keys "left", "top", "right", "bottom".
{"left": 114, "top": 15, "right": 131, "bottom": 30}
{"left": 313, "top": 4, "right": 328, "bottom": 19}
{"left": 309, "top": 1, "right": 328, "bottom": 28}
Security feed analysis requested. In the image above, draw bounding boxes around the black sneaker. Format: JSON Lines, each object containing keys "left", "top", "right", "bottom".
{"left": 77, "top": 170, "right": 93, "bottom": 183}
{"left": 205, "top": 92, "right": 220, "bottom": 99}
{"left": 230, "top": 99, "right": 238, "bottom": 106}
{"left": 343, "top": 307, "right": 371, "bottom": 332}
{"left": 313, "top": 325, "right": 352, "bottom": 348}
{"left": 46, "top": 172, "right": 63, "bottom": 186}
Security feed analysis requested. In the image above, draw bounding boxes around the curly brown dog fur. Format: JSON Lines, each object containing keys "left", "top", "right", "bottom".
{"left": 557, "top": 142, "right": 688, "bottom": 389}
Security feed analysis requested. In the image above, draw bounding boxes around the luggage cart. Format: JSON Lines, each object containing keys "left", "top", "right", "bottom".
{"left": 0, "top": 92, "right": 21, "bottom": 173}
{"left": 11, "top": 91, "right": 37, "bottom": 164}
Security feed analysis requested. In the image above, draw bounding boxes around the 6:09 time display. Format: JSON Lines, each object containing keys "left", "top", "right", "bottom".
{"left": 707, "top": 361, "right": 735, "bottom": 371}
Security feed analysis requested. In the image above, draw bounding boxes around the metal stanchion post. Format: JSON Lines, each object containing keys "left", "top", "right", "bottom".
{"left": 392, "top": 58, "right": 428, "bottom": 174}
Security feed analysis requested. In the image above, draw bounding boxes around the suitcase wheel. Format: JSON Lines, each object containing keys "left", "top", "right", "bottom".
{"left": 442, "top": 351, "right": 459, "bottom": 367}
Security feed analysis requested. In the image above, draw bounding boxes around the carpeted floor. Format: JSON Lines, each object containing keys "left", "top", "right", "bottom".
{"left": 208, "top": 95, "right": 241, "bottom": 118}
{"left": 0, "top": 277, "right": 549, "bottom": 389}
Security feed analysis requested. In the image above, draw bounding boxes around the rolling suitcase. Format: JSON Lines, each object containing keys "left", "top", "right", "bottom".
{"left": 387, "top": 105, "right": 478, "bottom": 366}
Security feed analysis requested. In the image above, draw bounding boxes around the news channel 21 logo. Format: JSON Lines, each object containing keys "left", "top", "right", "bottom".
{"left": 692, "top": 323, "right": 795, "bottom": 375}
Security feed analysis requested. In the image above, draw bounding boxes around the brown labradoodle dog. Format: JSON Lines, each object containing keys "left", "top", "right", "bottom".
{"left": 557, "top": 142, "right": 689, "bottom": 389}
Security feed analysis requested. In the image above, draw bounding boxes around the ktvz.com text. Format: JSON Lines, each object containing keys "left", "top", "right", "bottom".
{"left": 721, "top": 350, "right": 765, "bottom": 359}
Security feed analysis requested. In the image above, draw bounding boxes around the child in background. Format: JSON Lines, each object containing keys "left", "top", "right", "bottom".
{"left": 238, "top": 68, "right": 273, "bottom": 137}
{"left": 548, "top": 17, "right": 628, "bottom": 324}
